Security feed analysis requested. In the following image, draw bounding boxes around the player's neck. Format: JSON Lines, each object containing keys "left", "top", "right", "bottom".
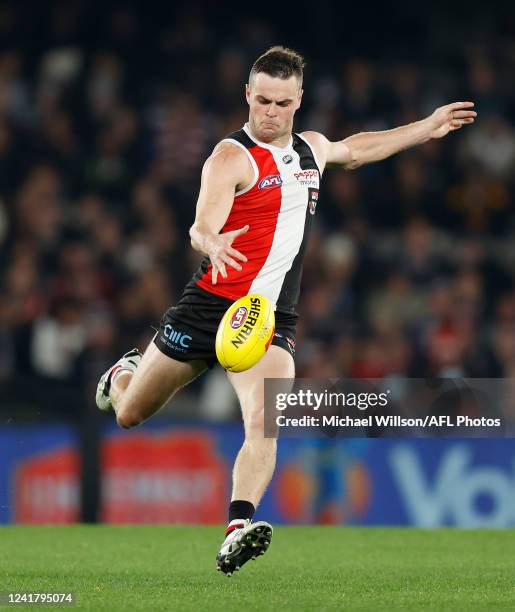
{"left": 245, "top": 122, "right": 292, "bottom": 149}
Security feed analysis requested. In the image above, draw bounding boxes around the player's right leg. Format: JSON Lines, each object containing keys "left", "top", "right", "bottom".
{"left": 96, "top": 340, "right": 206, "bottom": 429}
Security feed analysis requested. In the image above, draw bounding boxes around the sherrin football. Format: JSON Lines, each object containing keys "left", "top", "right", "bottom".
{"left": 216, "top": 294, "right": 275, "bottom": 373}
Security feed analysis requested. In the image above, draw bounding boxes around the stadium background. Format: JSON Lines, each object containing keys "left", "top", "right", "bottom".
{"left": 1, "top": 1, "right": 515, "bottom": 527}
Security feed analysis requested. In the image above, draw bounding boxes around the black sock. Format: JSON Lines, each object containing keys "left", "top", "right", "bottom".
{"left": 229, "top": 500, "right": 255, "bottom": 522}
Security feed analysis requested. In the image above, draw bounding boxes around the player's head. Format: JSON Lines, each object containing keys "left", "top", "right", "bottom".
{"left": 246, "top": 46, "right": 305, "bottom": 142}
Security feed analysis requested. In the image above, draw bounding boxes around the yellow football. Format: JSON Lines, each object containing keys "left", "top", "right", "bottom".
{"left": 216, "top": 294, "right": 275, "bottom": 373}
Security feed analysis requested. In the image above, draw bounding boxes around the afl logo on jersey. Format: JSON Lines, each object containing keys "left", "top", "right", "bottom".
{"left": 230, "top": 306, "right": 248, "bottom": 330}
{"left": 282, "top": 154, "right": 293, "bottom": 164}
{"left": 258, "top": 174, "right": 282, "bottom": 190}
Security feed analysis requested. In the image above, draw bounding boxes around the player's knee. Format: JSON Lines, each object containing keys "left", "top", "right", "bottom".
{"left": 244, "top": 405, "right": 269, "bottom": 441}
{"left": 116, "top": 409, "right": 143, "bottom": 429}
{"left": 245, "top": 433, "right": 277, "bottom": 456}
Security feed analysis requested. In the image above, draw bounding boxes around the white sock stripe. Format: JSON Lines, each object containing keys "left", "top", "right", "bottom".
{"left": 227, "top": 518, "right": 250, "bottom": 527}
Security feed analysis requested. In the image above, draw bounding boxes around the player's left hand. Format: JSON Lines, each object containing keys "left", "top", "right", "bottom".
{"left": 427, "top": 102, "right": 477, "bottom": 139}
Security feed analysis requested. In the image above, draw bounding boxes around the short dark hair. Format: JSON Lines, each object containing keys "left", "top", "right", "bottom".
{"left": 249, "top": 46, "right": 305, "bottom": 86}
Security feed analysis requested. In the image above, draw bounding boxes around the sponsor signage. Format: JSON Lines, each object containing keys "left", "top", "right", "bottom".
{"left": 101, "top": 431, "right": 227, "bottom": 524}
{"left": 2, "top": 425, "right": 515, "bottom": 527}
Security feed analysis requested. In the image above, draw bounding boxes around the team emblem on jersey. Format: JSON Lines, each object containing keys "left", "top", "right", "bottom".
{"left": 308, "top": 188, "right": 319, "bottom": 215}
{"left": 258, "top": 174, "right": 282, "bottom": 189}
{"left": 282, "top": 154, "right": 293, "bottom": 164}
{"left": 230, "top": 306, "right": 248, "bottom": 330}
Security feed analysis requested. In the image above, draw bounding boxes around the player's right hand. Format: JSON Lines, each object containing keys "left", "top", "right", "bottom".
{"left": 209, "top": 224, "right": 249, "bottom": 284}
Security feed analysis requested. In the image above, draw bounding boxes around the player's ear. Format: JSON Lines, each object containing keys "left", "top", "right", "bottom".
{"left": 295, "top": 88, "right": 303, "bottom": 110}
{"left": 245, "top": 83, "right": 251, "bottom": 105}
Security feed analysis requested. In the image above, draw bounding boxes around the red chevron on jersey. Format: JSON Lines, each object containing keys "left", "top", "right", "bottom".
{"left": 197, "top": 144, "right": 281, "bottom": 298}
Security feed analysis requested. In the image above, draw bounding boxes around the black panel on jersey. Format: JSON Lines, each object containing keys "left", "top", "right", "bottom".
{"left": 223, "top": 129, "right": 256, "bottom": 150}
{"left": 276, "top": 134, "right": 320, "bottom": 315}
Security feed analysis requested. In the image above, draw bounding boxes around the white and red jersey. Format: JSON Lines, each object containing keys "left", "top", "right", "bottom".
{"left": 193, "top": 124, "right": 322, "bottom": 314}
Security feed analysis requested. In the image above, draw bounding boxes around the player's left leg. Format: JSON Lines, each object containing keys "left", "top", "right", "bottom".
{"left": 229, "top": 345, "right": 294, "bottom": 505}
{"left": 216, "top": 345, "right": 294, "bottom": 575}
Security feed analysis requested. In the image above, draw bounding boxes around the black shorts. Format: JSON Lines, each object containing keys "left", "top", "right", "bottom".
{"left": 153, "top": 283, "right": 297, "bottom": 367}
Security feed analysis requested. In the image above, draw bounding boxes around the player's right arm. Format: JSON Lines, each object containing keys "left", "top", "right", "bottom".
{"left": 189, "top": 143, "right": 253, "bottom": 284}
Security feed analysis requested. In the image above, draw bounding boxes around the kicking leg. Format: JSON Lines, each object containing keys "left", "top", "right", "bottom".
{"left": 96, "top": 341, "right": 206, "bottom": 429}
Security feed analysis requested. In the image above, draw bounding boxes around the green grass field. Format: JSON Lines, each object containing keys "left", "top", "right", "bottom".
{"left": 1, "top": 526, "right": 514, "bottom": 611}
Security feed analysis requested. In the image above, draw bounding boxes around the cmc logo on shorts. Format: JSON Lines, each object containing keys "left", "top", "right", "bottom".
{"left": 163, "top": 324, "right": 192, "bottom": 348}
{"left": 230, "top": 306, "right": 248, "bottom": 330}
{"left": 258, "top": 174, "right": 282, "bottom": 190}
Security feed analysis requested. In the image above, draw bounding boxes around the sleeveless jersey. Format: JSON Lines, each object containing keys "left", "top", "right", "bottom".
{"left": 193, "top": 123, "right": 322, "bottom": 314}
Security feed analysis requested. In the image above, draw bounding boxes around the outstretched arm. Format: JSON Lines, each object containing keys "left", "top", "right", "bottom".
{"left": 303, "top": 102, "right": 477, "bottom": 170}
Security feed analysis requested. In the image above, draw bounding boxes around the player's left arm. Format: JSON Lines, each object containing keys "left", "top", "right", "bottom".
{"left": 302, "top": 102, "right": 477, "bottom": 170}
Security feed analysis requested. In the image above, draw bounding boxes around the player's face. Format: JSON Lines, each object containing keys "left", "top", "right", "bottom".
{"left": 246, "top": 73, "right": 303, "bottom": 143}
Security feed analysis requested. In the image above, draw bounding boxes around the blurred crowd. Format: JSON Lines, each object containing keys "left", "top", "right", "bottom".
{"left": 1, "top": 1, "right": 515, "bottom": 420}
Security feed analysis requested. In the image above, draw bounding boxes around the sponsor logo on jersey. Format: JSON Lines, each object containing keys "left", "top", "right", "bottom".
{"left": 282, "top": 154, "right": 293, "bottom": 164}
{"left": 230, "top": 306, "right": 248, "bottom": 330}
{"left": 308, "top": 189, "right": 319, "bottom": 215}
{"left": 294, "top": 169, "right": 319, "bottom": 187}
{"left": 258, "top": 174, "right": 282, "bottom": 189}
